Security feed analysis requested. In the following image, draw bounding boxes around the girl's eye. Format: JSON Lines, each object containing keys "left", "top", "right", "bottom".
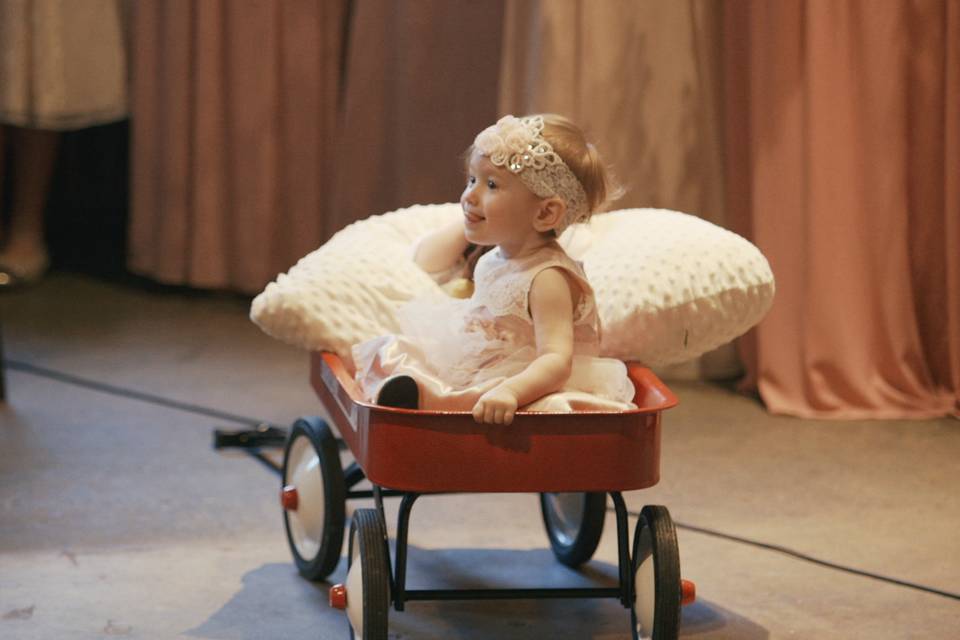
{"left": 487, "top": 179, "right": 497, "bottom": 189}
{"left": 467, "top": 175, "right": 476, "bottom": 186}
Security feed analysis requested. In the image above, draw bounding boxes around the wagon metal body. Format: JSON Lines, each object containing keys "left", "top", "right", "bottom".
{"left": 278, "top": 352, "right": 694, "bottom": 639}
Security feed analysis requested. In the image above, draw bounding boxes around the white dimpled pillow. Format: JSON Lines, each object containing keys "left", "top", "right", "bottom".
{"left": 578, "top": 209, "right": 774, "bottom": 364}
{"left": 251, "top": 203, "right": 774, "bottom": 367}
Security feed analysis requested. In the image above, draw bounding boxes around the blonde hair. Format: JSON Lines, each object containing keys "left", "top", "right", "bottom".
{"left": 458, "top": 114, "right": 621, "bottom": 279}
{"left": 463, "top": 113, "right": 622, "bottom": 218}
{"left": 537, "top": 113, "right": 622, "bottom": 216}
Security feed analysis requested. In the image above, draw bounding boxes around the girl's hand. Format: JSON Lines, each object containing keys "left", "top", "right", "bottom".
{"left": 473, "top": 386, "right": 519, "bottom": 425}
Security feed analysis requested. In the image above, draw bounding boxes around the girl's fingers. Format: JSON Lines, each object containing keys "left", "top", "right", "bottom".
{"left": 472, "top": 398, "right": 518, "bottom": 424}
{"left": 481, "top": 403, "right": 492, "bottom": 423}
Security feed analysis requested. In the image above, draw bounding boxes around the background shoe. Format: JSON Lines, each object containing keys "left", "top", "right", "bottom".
{"left": 0, "top": 252, "right": 50, "bottom": 289}
{"left": 376, "top": 375, "right": 419, "bottom": 409}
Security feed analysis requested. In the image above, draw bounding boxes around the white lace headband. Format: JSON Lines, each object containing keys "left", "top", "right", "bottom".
{"left": 473, "top": 115, "right": 590, "bottom": 233}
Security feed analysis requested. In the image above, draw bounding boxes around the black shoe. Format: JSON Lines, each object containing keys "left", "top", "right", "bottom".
{"left": 376, "top": 375, "right": 419, "bottom": 409}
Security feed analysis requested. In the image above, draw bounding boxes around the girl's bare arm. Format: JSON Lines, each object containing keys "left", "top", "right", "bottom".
{"left": 472, "top": 267, "right": 576, "bottom": 424}
{"left": 412, "top": 219, "right": 470, "bottom": 274}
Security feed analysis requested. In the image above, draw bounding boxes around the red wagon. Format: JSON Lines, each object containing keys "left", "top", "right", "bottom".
{"left": 278, "top": 352, "right": 695, "bottom": 639}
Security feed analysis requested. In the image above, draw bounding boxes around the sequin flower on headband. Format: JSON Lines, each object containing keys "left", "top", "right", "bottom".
{"left": 474, "top": 115, "right": 589, "bottom": 233}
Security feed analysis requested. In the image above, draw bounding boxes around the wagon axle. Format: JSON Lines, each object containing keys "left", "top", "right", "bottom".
{"left": 327, "top": 578, "right": 697, "bottom": 610}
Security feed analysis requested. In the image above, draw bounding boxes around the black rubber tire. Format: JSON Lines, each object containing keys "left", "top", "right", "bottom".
{"left": 540, "top": 492, "right": 606, "bottom": 567}
{"left": 631, "top": 505, "right": 681, "bottom": 640}
{"left": 347, "top": 509, "right": 390, "bottom": 640}
{"left": 281, "top": 416, "right": 346, "bottom": 581}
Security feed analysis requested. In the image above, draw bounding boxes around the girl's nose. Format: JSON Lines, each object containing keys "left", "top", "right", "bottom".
{"left": 462, "top": 185, "right": 477, "bottom": 204}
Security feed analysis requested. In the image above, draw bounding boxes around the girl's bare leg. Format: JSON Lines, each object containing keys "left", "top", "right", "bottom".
{"left": 0, "top": 127, "right": 4, "bottom": 394}
{"left": 0, "top": 125, "right": 5, "bottom": 242}
{"left": 1, "top": 126, "right": 59, "bottom": 277}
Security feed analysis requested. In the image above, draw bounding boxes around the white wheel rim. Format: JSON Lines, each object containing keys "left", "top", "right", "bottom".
{"left": 346, "top": 535, "right": 364, "bottom": 637}
{"left": 634, "top": 531, "right": 656, "bottom": 639}
{"left": 544, "top": 493, "right": 585, "bottom": 546}
{"left": 284, "top": 434, "right": 326, "bottom": 560}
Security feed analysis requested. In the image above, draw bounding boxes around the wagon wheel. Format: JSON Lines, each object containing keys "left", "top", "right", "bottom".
{"left": 281, "top": 416, "right": 346, "bottom": 581}
{"left": 631, "top": 505, "right": 681, "bottom": 640}
{"left": 345, "top": 509, "right": 390, "bottom": 640}
{"left": 540, "top": 492, "right": 606, "bottom": 567}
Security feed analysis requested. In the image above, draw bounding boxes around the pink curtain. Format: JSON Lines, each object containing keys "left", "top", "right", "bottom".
{"left": 128, "top": 0, "right": 959, "bottom": 419}
{"left": 129, "top": 0, "right": 502, "bottom": 294}
{"left": 129, "top": 0, "right": 346, "bottom": 293}
{"left": 725, "top": 0, "right": 960, "bottom": 418}
{"left": 499, "top": 0, "right": 726, "bottom": 225}
{"left": 329, "top": 0, "right": 504, "bottom": 229}
{"left": 499, "top": 0, "right": 743, "bottom": 380}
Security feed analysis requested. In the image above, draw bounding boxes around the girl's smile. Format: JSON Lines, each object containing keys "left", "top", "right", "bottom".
{"left": 460, "top": 150, "right": 548, "bottom": 257}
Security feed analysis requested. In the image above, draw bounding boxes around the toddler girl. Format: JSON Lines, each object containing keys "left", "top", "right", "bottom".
{"left": 352, "top": 114, "right": 636, "bottom": 424}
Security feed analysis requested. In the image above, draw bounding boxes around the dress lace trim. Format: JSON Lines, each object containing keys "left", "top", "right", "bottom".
{"left": 472, "top": 244, "right": 596, "bottom": 327}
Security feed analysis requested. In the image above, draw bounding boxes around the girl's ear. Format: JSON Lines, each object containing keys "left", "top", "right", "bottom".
{"left": 533, "top": 197, "right": 566, "bottom": 233}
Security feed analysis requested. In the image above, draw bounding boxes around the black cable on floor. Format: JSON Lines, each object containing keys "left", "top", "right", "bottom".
{"left": 2, "top": 358, "right": 356, "bottom": 465}
{"left": 5, "top": 358, "right": 274, "bottom": 428}
{"left": 619, "top": 508, "right": 960, "bottom": 603}
{"left": 7, "top": 358, "right": 958, "bottom": 603}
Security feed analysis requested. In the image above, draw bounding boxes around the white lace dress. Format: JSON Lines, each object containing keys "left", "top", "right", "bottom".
{"left": 352, "top": 241, "right": 636, "bottom": 412}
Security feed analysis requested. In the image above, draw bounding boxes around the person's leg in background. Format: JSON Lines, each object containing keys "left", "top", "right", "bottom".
{"left": 0, "top": 125, "right": 60, "bottom": 287}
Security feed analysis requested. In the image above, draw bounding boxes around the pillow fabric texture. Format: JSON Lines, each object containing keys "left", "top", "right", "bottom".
{"left": 250, "top": 203, "right": 774, "bottom": 367}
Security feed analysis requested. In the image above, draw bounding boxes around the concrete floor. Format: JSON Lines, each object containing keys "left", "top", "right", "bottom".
{"left": 1, "top": 273, "right": 958, "bottom": 639}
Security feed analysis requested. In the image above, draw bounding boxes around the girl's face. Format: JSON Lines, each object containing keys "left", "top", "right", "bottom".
{"left": 460, "top": 149, "right": 545, "bottom": 257}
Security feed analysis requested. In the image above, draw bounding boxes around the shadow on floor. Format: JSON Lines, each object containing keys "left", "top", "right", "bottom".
{"left": 186, "top": 547, "right": 768, "bottom": 639}
{"left": 680, "top": 599, "right": 769, "bottom": 638}
{"left": 185, "top": 562, "right": 337, "bottom": 640}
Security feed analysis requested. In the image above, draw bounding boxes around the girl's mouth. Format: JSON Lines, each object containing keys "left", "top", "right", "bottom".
{"left": 464, "top": 211, "right": 484, "bottom": 224}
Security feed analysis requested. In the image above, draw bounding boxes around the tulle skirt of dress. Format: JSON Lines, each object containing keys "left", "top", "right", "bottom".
{"left": 352, "top": 295, "right": 636, "bottom": 412}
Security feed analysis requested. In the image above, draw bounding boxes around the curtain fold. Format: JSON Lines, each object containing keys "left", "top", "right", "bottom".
{"left": 129, "top": 0, "right": 346, "bottom": 293}
{"left": 724, "top": 0, "right": 960, "bottom": 418}
{"left": 500, "top": 0, "right": 740, "bottom": 380}
{"left": 500, "top": 0, "right": 726, "bottom": 225}
{"left": 129, "top": 0, "right": 502, "bottom": 294}
{"left": 329, "top": 0, "right": 504, "bottom": 233}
